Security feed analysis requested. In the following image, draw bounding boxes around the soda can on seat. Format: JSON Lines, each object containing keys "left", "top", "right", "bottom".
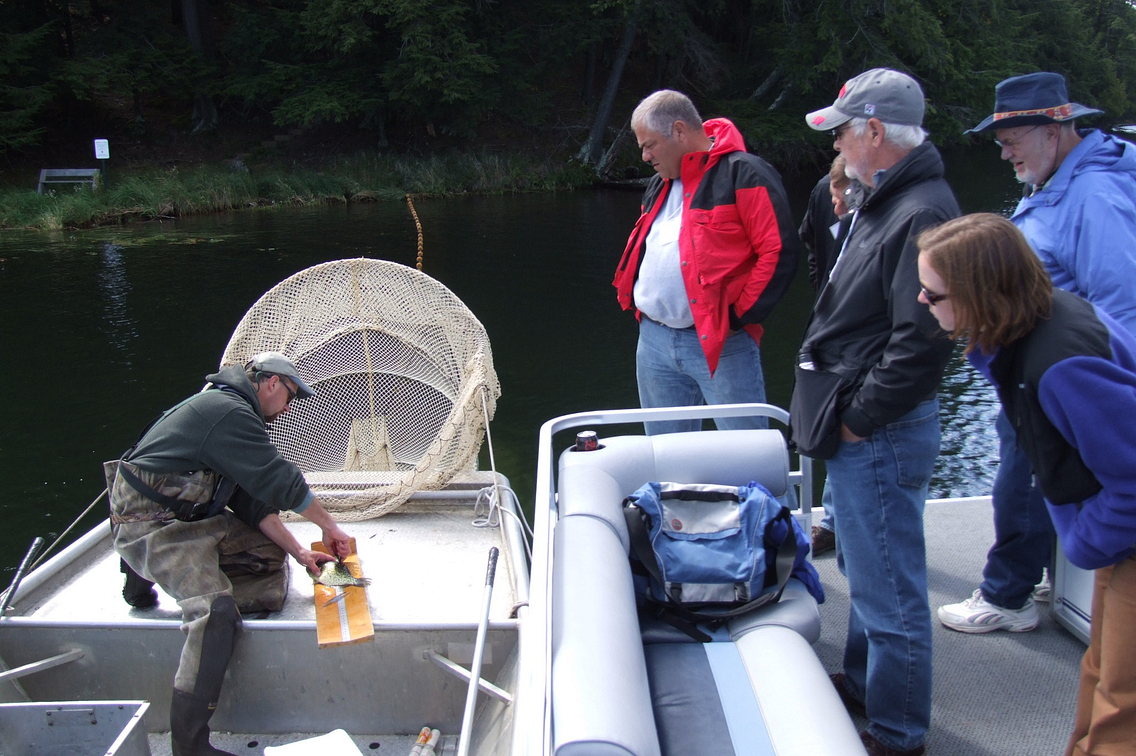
{"left": 575, "top": 431, "right": 598, "bottom": 452}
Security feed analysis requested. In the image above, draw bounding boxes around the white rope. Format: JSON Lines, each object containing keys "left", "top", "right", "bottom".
{"left": 475, "top": 487, "right": 532, "bottom": 561}
{"left": 471, "top": 387, "right": 533, "bottom": 558}
{"left": 0, "top": 487, "right": 110, "bottom": 607}
{"left": 481, "top": 387, "right": 502, "bottom": 508}
{"left": 31, "top": 488, "right": 108, "bottom": 571}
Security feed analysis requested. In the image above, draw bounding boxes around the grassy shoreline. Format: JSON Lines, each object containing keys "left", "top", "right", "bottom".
{"left": 0, "top": 150, "right": 601, "bottom": 231}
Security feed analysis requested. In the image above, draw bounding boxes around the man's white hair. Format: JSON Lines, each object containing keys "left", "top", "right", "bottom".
{"left": 631, "top": 90, "right": 703, "bottom": 137}
{"left": 849, "top": 117, "right": 927, "bottom": 150}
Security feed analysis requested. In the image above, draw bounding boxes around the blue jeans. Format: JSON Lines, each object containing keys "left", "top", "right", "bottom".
{"left": 636, "top": 317, "right": 768, "bottom": 435}
{"left": 828, "top": 400, "right": 939, "bottom": 752}
{"left": 980, "top": 410, "right": 1055, "bottom": 609}
{"left": 817, "top": 481, "right": 835, "bottom": 532}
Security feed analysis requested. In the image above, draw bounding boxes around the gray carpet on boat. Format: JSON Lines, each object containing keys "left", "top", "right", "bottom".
{"left": 809, "top": 498, "right": 1085, "bottom": 756}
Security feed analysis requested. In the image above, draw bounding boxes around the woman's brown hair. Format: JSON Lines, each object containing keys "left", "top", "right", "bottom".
{"left": 917, "top": 213, "right": 1052, "bottom": 354}
{"left": 829, "top": 155, "right": 850, "bottom": 189}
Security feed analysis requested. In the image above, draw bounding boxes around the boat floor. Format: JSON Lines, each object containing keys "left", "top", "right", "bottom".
{"left": 4, "top": 477, "right": 524, "bottom": 746}
{"left": 810, "top": 497, "right": 1084, "bottom": 756}
{"left": 146, "top": 730, "right": 456, "bottom": 755}
{"left": 26, "top": 486, "right": 520, "bottom": 626}
{"left": 8, "top": 487, "right": 1083, "bottom": 754}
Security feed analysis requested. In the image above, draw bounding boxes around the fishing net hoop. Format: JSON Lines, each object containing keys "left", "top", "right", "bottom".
{"left": 219, "top": 258, "right": 500, "bottom": 520}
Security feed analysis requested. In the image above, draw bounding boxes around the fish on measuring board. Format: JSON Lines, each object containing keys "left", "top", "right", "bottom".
{"left": 313, "top": 559, "right": 371, "bottom": 588}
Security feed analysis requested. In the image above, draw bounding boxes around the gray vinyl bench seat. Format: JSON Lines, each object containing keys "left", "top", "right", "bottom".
{"left": 37, "top": 168, "right": 100, "bottom": 194}
{"left": 552, "top": 431, "right": 865, "bottom": 756}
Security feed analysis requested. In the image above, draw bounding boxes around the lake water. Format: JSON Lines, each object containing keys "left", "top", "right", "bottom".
{"left": 0, "top": 145, "right": 1022, "bottom": 574}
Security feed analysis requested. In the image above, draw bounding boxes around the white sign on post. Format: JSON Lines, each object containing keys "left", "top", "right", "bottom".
{"left": 94, "top": 139, "right": 110, "bottom": 160}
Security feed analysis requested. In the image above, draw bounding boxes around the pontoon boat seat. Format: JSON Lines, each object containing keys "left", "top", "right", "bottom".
{"left": 552, "top": 430, "right": 864, "bottom": 756}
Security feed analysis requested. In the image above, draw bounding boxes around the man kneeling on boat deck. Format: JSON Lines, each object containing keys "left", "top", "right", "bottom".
{"left": 103, "top": 352, "right": 351, "bottom": 756}
{"left": 918, "top": 214, "right": 1136, "bottom": 756}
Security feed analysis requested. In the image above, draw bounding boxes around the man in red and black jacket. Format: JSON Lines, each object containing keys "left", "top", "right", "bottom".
{"left": 614, "top": 89, "right": 799, "bottom": 435}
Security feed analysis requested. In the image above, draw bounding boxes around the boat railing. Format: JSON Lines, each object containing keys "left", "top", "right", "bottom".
{"left": 512, "top": 403, "right": 810, "bottom": 756}
{"left": 2, "top": 523, "right": 110, "bottom": 611}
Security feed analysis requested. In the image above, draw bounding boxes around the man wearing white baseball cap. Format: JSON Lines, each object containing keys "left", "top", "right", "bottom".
{"left": 790, "top": 68, "right": 960, "bottom": 756}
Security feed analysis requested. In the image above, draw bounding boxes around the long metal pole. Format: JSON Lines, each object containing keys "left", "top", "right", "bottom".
{"left": 0, "top": 537, "right": 44, "bottom": 619}
{"left": 457, "top": 546, "right": 499, "bottom": 756}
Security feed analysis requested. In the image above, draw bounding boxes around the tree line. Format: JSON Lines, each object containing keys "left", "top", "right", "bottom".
{"left": 3, "top": 0, "right": 1135, "bottom": 170}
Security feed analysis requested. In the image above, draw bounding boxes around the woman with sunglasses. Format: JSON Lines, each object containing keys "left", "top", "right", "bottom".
{"left": 916, "top": 212, "right": 1136, "bottom": 756}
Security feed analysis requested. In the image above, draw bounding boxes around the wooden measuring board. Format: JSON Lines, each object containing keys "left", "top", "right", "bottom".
{"left": 312, "top": 537, "right": 374, "bottom": 648}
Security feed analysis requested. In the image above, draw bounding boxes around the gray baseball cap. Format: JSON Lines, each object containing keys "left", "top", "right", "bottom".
{"left": 246, "top": 352, "right": 316, "bottom": 399}
{"left": 806, "top": 68, "right": 925, "bottom": 131}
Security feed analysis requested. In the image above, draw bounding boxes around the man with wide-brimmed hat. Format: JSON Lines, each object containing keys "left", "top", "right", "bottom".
{"left": 792, "top": 68, "right": 959, "bottom": 756}
{"left": 938, "top": 69, "right": 1136, "bottom": 756}
{"left": 960, "top": 72, "right": 1136, "bottom": 334}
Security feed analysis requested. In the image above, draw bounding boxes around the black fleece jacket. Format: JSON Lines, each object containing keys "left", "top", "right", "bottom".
{"left": 797, "top": 142, "right": 959, "bottom": 437}
{"left": 127, "top": 365, "right": 313, "bottom": 516}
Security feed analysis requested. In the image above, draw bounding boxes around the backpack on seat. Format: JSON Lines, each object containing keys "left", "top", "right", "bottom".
{"left": 623, "top": 481, "right": 818, "bottom": 641}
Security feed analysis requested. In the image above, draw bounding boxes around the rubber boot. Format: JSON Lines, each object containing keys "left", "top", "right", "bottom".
{"left": 121, "top": 558, "right": 158, "bottom": 608}
{"left": 171, "top": 596, "right": 240, "bottom": 756}
{"left": 169, "top": 689, "right": 238, "bottom": 756}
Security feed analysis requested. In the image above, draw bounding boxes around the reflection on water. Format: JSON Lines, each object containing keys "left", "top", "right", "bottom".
{"left": 935, "top": 348, "right": 1001, "bottom": 499}
{"left": 97, "top": 243, "right": 139, "bottom": 367}
{"left": 0, "top": 145, "right": 1022, "bottom": 572}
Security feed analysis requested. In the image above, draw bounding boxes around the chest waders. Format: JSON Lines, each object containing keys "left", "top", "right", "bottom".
{"left": 106, "top": 390, "right": 246, "bottom": 608}
{"left": 104, "top": 393, "right": 272, "bottom": 756}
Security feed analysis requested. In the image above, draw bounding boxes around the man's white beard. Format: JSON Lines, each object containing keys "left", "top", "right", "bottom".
{"left": 844, "top": 159, "right": 867, "bottom": 184}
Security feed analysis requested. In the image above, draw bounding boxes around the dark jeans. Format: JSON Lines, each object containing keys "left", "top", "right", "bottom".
{"left": 980, "top": 410, "right": 1055, "bottom": 610}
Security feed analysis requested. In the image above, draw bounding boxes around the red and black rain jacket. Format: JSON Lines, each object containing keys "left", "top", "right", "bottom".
{"left": 614, "top": 118, "right": 800, "bottom": 374}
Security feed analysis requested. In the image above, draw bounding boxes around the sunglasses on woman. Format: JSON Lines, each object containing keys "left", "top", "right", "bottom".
{"left": 921, "top": 284, "right": 949, "bottom": 306}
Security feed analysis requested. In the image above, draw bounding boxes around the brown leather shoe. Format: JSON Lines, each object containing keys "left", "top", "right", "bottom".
{"left": 811, "top": 525, "right": 836, "bottom": 556}
{"left": 860, "top": 731, "right": 925, "bottom": 756}
{"left": 829, "top": 672, "right": 866, "bottom": 718}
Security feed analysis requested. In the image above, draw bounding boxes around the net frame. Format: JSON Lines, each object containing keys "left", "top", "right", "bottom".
{"left": 219, "top": 258, "right": 500, "bottom": 520}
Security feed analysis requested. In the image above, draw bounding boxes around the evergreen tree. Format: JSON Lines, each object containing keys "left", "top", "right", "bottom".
{"left": 0, "top": 24, "right": 55, "bottom": 154}
{"left": 2, "top": 0, "right": 1134, "bottom": 161}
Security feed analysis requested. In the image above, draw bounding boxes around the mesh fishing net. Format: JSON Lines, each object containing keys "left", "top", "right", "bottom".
{"left": 219, "top": 258, "right": 500, "bottom": 520}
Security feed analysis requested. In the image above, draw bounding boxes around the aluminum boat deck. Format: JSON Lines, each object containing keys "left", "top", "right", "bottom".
{"left": 0, "top": 473, "right": 529, "bottom": 754}
{"left": 25, "top": 487, "right": 521, "bottom": 627}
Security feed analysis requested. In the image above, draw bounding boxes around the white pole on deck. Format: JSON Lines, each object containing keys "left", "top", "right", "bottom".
{"left": 457, "top": 546, "right": 499, "bottom": 756}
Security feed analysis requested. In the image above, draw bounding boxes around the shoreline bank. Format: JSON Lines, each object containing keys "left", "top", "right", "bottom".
{"left": 0, "top": 150, "right": 601, "bottom": 231}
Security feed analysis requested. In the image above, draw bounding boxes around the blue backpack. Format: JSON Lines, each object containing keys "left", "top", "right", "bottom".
{"left": 623, "top": 481, "right": 821, "bottom": 641}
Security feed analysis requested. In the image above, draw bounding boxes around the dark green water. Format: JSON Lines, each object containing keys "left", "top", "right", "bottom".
{"left": 0, "top": 145, "right": 1021, "bottom": 575}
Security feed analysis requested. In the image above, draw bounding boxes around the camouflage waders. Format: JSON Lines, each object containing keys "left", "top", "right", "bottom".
{"left": 105, "top": 460, "right": 289, "bottom": 755}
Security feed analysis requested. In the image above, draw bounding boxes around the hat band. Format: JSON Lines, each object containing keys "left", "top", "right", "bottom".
{"left": 993, "top": 103, "right": 1074, "bottom": 122}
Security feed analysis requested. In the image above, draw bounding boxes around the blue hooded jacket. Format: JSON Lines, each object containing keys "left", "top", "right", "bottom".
{"left": 1012, "top": 129, "right": 1136, "bottom": 335}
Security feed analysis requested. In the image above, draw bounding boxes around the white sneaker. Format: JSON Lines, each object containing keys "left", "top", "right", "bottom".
{"left": 1033, "top": 569, "right": 1051, "bottom": 603}
{"left": 937, "top": 589, "right": 1039, "bottom": 633}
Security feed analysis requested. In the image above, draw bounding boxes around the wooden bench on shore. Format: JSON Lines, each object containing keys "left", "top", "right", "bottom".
{"left": 37, "top": 168, "right": 100, "bottom": 194}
